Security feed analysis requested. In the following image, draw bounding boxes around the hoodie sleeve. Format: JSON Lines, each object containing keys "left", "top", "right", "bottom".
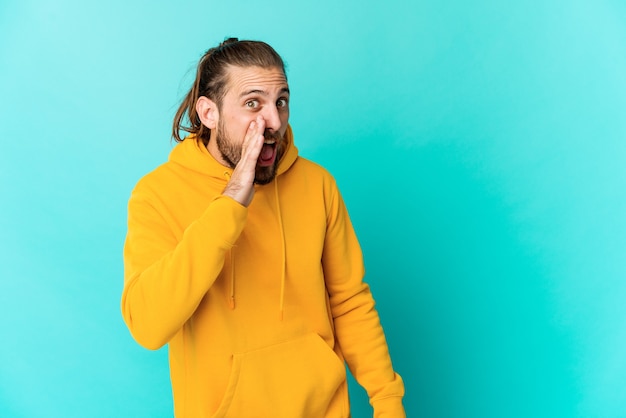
{"left": 121, "top": 190, "right": 247, "bottom": 350}
{"left": 322, "top": 180, "right": 406, "bottom": 418}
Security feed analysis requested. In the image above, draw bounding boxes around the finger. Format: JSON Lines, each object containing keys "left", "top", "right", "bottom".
{"left": 240, "top": 116, "right": 265, "bottom": 164}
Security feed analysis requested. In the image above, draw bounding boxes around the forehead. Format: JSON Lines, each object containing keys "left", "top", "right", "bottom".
{"left": 224, "top": 65, "right": 288, "bottom": 96}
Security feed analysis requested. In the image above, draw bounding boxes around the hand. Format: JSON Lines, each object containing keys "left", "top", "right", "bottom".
{"left": 222, "top": 116, "right": 265, "bottom": 207}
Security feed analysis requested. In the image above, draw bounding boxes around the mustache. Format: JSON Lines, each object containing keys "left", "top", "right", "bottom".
{"left": 264, "top": 130, "right": 282, "bottom": 141}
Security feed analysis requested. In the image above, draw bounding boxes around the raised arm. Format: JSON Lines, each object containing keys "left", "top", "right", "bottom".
{"left": 122, "top": 193, "right": 246, "bottom": 349}
{"left": 121, "top": 118, "right": 266, "bottom": 349}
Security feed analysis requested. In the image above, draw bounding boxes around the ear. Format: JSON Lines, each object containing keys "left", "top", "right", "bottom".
{"left": 196, "top": 96, "right": 218, "bottom": 130}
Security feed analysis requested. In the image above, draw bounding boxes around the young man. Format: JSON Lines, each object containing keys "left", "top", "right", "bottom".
{"left": 122, "top": 38, "right": 405, "bottom": 417}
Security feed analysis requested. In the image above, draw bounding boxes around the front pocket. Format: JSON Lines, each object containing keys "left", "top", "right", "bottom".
{"left": 211, "top": 333, "right": 347, "bottom": 418}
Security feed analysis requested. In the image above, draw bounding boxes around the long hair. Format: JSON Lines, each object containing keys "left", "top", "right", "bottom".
{"left": 172, "top": 38, "right": 286, "bottom": 144}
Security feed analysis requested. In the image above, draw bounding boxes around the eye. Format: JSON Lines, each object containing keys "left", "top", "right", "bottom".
{"left": 277, "top": 98, "right": 289, "bottom": 108}
{"left": 245, "top": 100, "right": 259, "bottom": 109}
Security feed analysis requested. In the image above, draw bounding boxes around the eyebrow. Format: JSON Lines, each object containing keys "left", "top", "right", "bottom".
{"left": 239, "top": 87, "right": 290, "bottom": 98}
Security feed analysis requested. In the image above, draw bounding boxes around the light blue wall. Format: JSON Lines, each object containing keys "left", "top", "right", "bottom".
{"left": 1, "top": 0, "right": 625, "bottom": 417}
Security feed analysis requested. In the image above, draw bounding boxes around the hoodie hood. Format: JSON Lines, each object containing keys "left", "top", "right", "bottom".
{"left": 169, "top": 124, "right": 298, "bottom": 182}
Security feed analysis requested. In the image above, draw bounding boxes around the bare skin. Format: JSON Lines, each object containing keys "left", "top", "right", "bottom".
{"left": 222, "top": 116, "right": 266, "bottom": 207}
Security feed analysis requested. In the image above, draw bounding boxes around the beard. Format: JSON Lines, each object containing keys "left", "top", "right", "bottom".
{"left": 215, "top": 120, "right": 284, "bottom": 185}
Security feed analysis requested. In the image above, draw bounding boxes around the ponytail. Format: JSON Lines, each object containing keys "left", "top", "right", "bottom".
{"left": 171, "top": 53, "right": 211, "bottom": 143}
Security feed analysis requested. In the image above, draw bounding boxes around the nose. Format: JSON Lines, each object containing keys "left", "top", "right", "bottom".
{"left": 262, "top": 105, "right": 282, "bottom": 133}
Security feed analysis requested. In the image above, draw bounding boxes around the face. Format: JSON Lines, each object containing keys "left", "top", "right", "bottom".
{"left": 209, "top": 65, "right": 290, "bottom": 184}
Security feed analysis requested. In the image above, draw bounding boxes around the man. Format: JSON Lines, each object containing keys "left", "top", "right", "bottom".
{"left": 122, "top": 38, "right": 405, "bottom": 417}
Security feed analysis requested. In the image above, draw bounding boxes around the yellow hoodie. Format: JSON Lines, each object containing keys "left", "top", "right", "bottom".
{"left": 122, "top": 127, "right": 405, "bottom": 417}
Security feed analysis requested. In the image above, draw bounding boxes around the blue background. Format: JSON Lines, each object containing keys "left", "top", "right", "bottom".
{"left": 1, "top": 0, "right": 626, "bottom": 417}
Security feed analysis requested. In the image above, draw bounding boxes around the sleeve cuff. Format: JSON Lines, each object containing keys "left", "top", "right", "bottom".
{"left": 371, "top": 396, "right": 406, "bottom": 418}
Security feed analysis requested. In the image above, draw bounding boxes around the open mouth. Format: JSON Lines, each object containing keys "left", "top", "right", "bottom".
{"left": 258, "top": 138, "right": 277, "bottom": 167}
